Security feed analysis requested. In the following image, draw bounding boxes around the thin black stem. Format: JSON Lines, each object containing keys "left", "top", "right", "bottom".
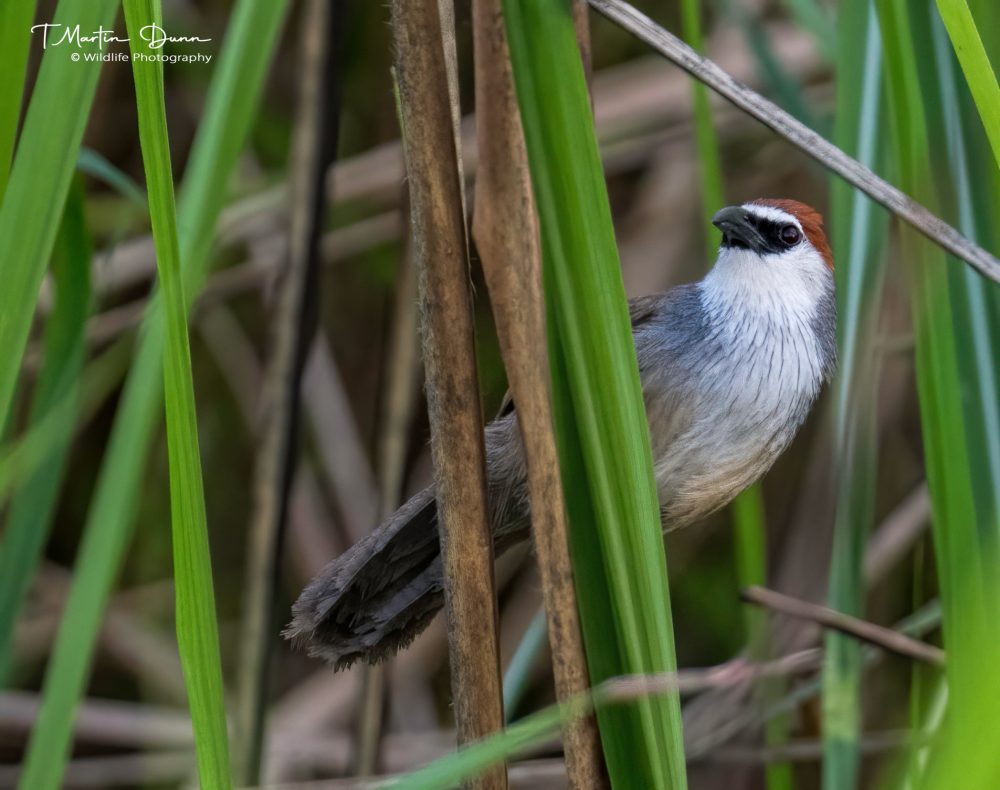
{"left": 234, "top": 0, "right": 346, "bottom": 783}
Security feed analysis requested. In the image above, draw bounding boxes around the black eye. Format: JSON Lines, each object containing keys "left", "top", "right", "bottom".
{"left": 780, "top": 225, "right": 801, "bottom": 245}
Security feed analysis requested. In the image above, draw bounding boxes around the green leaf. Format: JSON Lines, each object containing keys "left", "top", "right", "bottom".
{"left": 679, "top": 0, "right": 723, "bottom": 254}
{"left": 821, "top": 3, "right": 887, "bottom": 787}
{"left": 503, "top": 1, "right": 686, "bottom": 786}
{"left": 0, "top": 0, "right": 38, "bottom": 197}
{"left": 17, "top": 2, "right": 290, "bottom": 787}
{"left": 929, "top": 9, "right": 1000, "bottom": 534}
{"left": 934, "top": 0, "right": 1000, "bottom": 171}
{"left": 0, "top": 0, "right": 117, "bottom": 429}
{"left": 781, "top": 0, "right": 836, "bottom": 61}
{"left": 502, "top": 607, "right": 548, "bottom": 722}
{"left": 77, "top": 147, "right": 147, "bottom": 207}
{"left": 122, "top": 0, "right": 231, "bottom": 785}
{"left": 875, "top": 0, "right": 998, "bottom": 752}
{"left": 0, "top": 176, "right": 91, "bottom": 686}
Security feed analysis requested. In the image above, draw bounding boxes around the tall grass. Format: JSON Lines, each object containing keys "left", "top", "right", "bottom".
{"left": 0, "top": 0, "right": 117, "bottom": 428}
{"left": 934, "top": 0, "right": 1000, "bottom": 169}
{"left": 821, "top": 1, "right": 886, "bottom": 786}
{"left": 0, "top": 0, "right": 37, "bottom": 196}
{"left": 17, "top": 2, "right": 290, "bottom": 787}
{"left": 123, "top": 0, "right": 231, "bottom": 785}
{"left": 876, "top": 2, "right": 1000, "bottom": 776}
{"left": 504, "top": 1, "right": 686, "bottom": 786}
{"left": 0, "top": 178, "right": 91, "bottom": 686}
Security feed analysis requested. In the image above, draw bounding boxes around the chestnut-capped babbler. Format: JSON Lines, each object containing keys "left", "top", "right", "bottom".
{"left": 288, "top": 199, "right": 836, "bottom": 668}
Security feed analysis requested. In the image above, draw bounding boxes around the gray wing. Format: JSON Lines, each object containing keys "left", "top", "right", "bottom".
{"left": 494, "top": 286, "right": 704, "bottom": 525}
{"left": 497, "top": 292, "right": 681, "bottom": 418}
{"left": 632, "top": 285, "right": 704, "bottom": 504}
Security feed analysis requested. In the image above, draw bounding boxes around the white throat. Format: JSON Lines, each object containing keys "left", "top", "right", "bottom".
{"left": 700, "top": 245, "right": 831, "bottom": 325}
{"left": 696, "top": 243, "right": 835, "bottom": 405}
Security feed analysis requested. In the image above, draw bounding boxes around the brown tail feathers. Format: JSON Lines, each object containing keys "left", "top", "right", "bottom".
{"left": 287, "top": 413, "right": 531, "bottom": 668}
{"left": 286, "top": 487, "right": 444, "bottom": 669}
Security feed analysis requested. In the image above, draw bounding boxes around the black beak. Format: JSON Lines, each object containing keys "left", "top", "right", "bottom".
{"left": 712, "top": 206, "right": 766, "bottom": 253}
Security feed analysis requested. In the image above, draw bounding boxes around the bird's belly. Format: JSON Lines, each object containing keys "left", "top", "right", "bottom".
{"left": 652, "top": 362, "right": 815, "bottom": 528}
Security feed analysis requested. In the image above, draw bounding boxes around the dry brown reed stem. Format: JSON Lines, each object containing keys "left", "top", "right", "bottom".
{"left": 588, "top": 0, "right": 1000, "bottom": 284}
{"left": 471, "top": 1, "right": 604, "bottom": 787}
{"left": 741, "top": 586, "right": 946, "bottom": 667}
{"left": 390, "top": 1, "right": 507, "bottom": 787}
{"left": 235, "top": 0, "right": 343, "bottom": 782}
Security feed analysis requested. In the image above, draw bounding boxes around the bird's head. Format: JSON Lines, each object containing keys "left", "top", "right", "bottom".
{"left": 707, "top": 199, "right": 834, "bottom": 312}
{"left": 712, "top": 199, "right": 832, "bottom": 270}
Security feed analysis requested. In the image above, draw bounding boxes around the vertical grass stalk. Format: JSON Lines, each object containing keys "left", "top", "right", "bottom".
{"left": 875, "top": 0, "right": 997, "bottom": 751}
{"left": 17, "top": 3, "right": 290, "bottom": 787}
{"left": 504, "top": 1, "right": 686, "bottom": 786}
{"left": 821, "top": 4, "right": 886, "bottom": 787}
{"left": 471, "top": 0, "right": 604, "bottom": 781}
{"left": 0, "top": 0, "right": 117, "bottom": 428}
{"left": 933, "top": 0, "right": 1000, "bottom": 170}
{"left": 121, "top": 1, "right": 231, "bottom": 785}
{"left": 0, "top": 178, "right": 91, "bottom": 686}
{"left": 0, "top": 0, "right": 38, "bottom": 196}
{"left": 928, "top": 6, "right": 1000, "bottom": 538}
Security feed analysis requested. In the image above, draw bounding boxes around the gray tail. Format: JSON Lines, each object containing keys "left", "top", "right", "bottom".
{"left": 286, "top": 487, "right": 444, "bottom": 670}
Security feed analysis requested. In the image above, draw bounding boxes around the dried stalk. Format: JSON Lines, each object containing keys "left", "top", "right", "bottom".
{"left": 390, "top": 1, "right": 507, "bottom": 787}
{"left": 588, "top": 0, "right": 1000, "bottom": 284}
{"left": 741, "top": 586, "right": 946, "bottom": 667}
{"left": 234, "top": 0, "right": 345, "bottom": 783}
{"left": 471, "top": 0, "right": 603, "bottom": 787}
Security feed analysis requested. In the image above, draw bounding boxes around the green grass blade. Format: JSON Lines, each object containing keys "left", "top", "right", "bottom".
{"left": 781, "top": 0, "right": 835, "bottom": 61}
{"left": 934, "top": 0, "right": 1000, "bottom": 170}
{"left": 0, "top": 342, "right": 128, "bottom": 508}
{"left": 17, "top": 2, "right": 290, "bottom": 787}
{"left": 0, "top": 0, "right": 118, "bottom": 428}
{"left": 77, "top": 148, "right": 147, "bottom": 208}
{"left": 876, "top": 0, "right": 996, "bottom": 737}
{"left": 502, "top": 608, "right": 548, "bottom": 722}
{"left": 122, "top": 0, "right": 231, "bottom": 786}
{"left": 913, "top": 575, "right": 1000, "bottom": 789}
{"left": 679, "top": 0, "right": 723, "bottom": 254}
{"left": 503, "top": 1, "right": 686, "bottom": 786}
{"left": 0, "top": 0, "right": 38, "bottom": 196}
{"left": 930, "top": 12, "right": 1000, "bottom": 532}
{"left": 397, "top": 669, "right": 705, "bottom": 790}
{"left": 0, "top": 176, "right": 91, "bottom": 686}
{"left": 822, "top": 3, "right": 886, "bottom": 787}
{"left": 967, "top": 0, "right": 998, "bottom": 67}
{"left": 391, "top": 699, "right": 570, "bottom": 790}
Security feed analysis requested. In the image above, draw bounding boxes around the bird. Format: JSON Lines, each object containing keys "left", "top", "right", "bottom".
{"left": 287, "top": 198, "right": 836, "bottom": 669}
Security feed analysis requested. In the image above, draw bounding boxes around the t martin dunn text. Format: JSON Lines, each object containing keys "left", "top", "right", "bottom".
{"left": 31, "top": 23, "right": 213, "bottom": 62}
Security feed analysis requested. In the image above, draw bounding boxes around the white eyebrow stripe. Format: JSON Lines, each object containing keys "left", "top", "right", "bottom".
{"left": 742, "top": 203, "right": 801, "bottom": 229}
